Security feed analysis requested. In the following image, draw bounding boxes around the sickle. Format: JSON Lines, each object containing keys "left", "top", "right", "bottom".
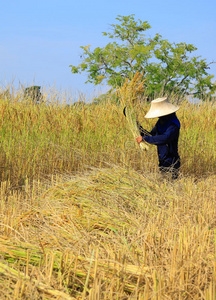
{"left": 123, "top": 106, "right": 127, "bottom": 117}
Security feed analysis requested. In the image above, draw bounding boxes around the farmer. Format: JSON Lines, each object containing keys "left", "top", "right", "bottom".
{"left": 136, "top": 97, "right": 181, "bottom": 179}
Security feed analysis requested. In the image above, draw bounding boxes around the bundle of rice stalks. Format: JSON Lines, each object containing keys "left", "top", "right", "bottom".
{"left": 117, "top": 72, "right": 149, "bottom": 151}
{"left": 0, "top": 237, "right": 150, "bottom": 299}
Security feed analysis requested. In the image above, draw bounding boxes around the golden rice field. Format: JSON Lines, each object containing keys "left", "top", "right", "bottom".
{"left": 0, "top": 87, "right": 216, "bottom": 299}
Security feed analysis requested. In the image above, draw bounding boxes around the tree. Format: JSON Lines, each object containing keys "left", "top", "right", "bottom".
{"left": 70, "top": 15, "right": 216, "bottom": 99}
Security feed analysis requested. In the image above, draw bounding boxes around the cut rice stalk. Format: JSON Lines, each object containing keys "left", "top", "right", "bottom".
{"left": 117, "top": 73, "right": 149, "bottom": 150}
{"left": 0, "top": 261, "right": 75, "bottom": 300}
{"left": 123, "top": 106, "right": 149, "bottom": 150}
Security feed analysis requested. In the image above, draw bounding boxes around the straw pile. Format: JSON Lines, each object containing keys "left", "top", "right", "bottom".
{"left": 1, "top": 166, "right": 216, "bottom": 299}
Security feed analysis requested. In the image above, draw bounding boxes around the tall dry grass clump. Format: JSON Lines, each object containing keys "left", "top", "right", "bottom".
{"left": 179, "top": 100, "right": 216, "bottom": 175}
{"left": 0, "top": 91, "right": 127, "bottom": 185}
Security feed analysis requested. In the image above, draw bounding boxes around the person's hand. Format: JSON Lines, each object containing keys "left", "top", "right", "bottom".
{"left": 136, "top": 136, "right": 143, "bottom": 144}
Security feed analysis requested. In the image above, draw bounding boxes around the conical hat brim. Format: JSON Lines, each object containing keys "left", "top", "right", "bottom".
{"left": 145, "top": 97, "right": 179, "bottom": 118}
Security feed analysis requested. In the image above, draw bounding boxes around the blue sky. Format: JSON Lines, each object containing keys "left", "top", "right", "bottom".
{"left": 1, "top": 0, "right": 216, "bottom": 100}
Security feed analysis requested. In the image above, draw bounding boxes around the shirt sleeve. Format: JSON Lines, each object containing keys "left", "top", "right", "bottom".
{"left": 143, "top": 123, "right": 179, "bottom": 145}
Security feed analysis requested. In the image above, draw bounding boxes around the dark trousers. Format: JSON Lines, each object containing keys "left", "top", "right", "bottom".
{"left": 159, "top": 159, "right": 180, "bottom": 179}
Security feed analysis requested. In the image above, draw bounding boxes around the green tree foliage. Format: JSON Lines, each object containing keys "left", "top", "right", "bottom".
{"left": 70, "top": 15, "right": 216, "bottom": 99}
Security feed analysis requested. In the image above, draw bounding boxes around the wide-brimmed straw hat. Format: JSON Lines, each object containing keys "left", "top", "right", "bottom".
{"left": 145, "top": 97, "right": 179, "bottom": 119}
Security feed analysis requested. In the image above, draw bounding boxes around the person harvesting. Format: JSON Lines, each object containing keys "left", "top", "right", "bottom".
{"left": 136, "top": 97, "right": 181, "bottom": 179}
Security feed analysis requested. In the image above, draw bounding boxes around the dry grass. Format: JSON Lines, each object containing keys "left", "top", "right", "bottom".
{"left": 0, "top": 85, "right": 216, "bottom": 299}
{"left": 0, "top": 86, "right": 216, "bottom": 185}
